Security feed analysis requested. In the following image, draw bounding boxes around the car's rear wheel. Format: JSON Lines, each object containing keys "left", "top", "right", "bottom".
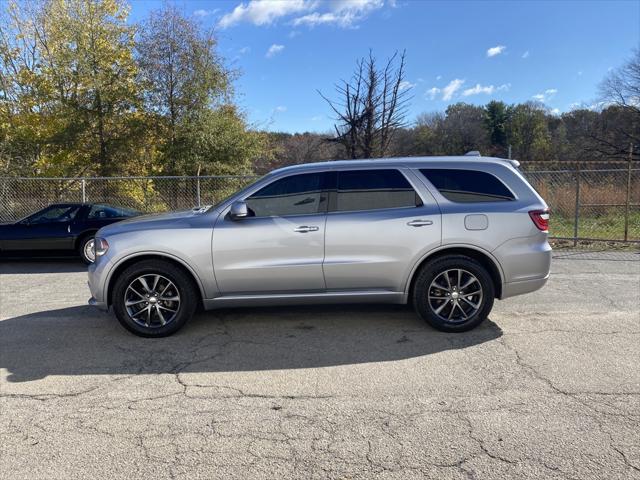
{"left": 413, "top": 255, "right": 495, "bottom": 332}
{"left": 79, "top": 235, "right": 96, "bottom": 264}
{"left": 112, "top": 260, "right": 198, "bottom": 337}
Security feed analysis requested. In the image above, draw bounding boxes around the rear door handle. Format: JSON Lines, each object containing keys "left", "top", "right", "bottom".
{"left": 407, "top": 219, "right": 433, "bottom": 227}
{"left": 294, "top": 225, "right": 319, "bottom": 233}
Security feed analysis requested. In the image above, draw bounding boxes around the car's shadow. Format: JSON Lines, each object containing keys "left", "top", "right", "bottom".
{"left": 0, "top": 258, "right": 86, "bottom": 274}
{"left": 0, "top": 304, "right": 503, "bottom": 382}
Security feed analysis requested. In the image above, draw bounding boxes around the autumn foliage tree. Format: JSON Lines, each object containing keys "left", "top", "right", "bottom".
{"left": 0, "top": 0, "right": 266, "bottom": 178}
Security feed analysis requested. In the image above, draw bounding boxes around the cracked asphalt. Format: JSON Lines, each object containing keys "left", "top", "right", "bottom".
{"left": 1, "top": 250, "right": 639, "bottom": 479}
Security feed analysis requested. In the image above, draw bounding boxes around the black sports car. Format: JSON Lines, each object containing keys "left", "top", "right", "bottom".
{"left": 0, "top": 203, "right": 140, "bottom": 264}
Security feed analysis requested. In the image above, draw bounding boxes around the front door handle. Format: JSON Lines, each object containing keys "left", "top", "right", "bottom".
{"left": 294, "top": 225, "right": 319, "bottom": 233}
{"left": 407, "top": 219, "right": 433, "bottom": 227}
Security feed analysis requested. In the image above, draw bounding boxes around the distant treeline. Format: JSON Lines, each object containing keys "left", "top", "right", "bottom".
{"left": 259, "top": 98, "right": 638, "bottom": 173}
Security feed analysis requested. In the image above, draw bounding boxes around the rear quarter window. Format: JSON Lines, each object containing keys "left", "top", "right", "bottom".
{"left": 420, "top": 169, "right": 515, "bottom": 203}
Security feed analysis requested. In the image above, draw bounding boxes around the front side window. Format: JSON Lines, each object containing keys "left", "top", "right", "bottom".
{"left": 27, "top": 205, "right": 80, "bottom": 224}
{"left": 420, "top": 169, "right": 515, "bottom": 203}
{"left": 334, "top": 169, "right": 421, "bottom": 212}
{"left": 245, "top": 172, "right": 326, "bottom": 217}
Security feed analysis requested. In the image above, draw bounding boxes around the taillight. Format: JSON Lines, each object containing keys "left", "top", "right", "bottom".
{"left": 529, "top": 209, "right": 549, "bottom": 232}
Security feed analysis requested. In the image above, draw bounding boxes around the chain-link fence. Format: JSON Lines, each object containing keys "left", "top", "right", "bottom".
{"left": 0, "top": 175, "right": 259, "bottom": 223}
{"left": 1, "top": 162, "right": 638, "bottom": 243}
{"left": 522, "top": 162, "right": 639, "bottom": 244}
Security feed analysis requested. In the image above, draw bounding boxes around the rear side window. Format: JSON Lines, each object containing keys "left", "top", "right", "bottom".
{"left": 420, "top": 169, "right": 514, "bottom": 203}
{"left": 334, "top": 169, "right": 421, "bottom": 212}
{"left": 246, "top": 172, "right": 326, "bottom": 217}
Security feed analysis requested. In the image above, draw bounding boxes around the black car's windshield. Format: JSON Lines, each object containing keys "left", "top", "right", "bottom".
{"left": 26, "top": 205, "right": 80, "bottom": 224}
{"left": 87, "top": 204, "right": 139, "bottom": 219}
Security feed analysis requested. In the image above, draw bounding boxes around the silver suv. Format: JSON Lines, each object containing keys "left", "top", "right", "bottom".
{"left": 88, "top": 156, "right": 551, "bottom": 337}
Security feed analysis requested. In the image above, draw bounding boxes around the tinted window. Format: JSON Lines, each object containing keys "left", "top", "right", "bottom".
{"left": 28, "top": 205, "right": 80, "bottom": 224}
{"left": 246, "top": 173, "right": 326, "bottom": 217}
{"left": 420, "top": 169, "right": 514, "bottom": 202}
{"left": 334, "top": 169, "right": 420, "bottom": 212}
{"left": 88, "top": 204, "right": 138, "bottom": 219}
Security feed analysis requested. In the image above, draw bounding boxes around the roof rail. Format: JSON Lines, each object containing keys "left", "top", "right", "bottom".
{"left": 464, "top": 151, "right": 481, "bottom": 157}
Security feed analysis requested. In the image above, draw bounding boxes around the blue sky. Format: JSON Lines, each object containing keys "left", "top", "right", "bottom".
{"left": 128, "top": 0, "right": 640, "bottom": 133}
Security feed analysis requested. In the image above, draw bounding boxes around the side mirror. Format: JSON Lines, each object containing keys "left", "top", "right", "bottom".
{"left": 229, "top": 201, "right": 248, "bottom": 220}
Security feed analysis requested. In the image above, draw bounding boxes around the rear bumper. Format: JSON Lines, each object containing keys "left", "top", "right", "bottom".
{"left": 501, "top": 273, "right": 549, "bottom": 299}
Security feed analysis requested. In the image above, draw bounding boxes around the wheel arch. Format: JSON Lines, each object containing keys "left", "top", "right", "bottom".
{"left": 105, "top": 253, "right": 205, "bottom": 308}
{"left": 406, "top": 245, "right": 504, "bottom": 301}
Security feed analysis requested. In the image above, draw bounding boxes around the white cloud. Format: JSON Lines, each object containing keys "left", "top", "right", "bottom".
{"left": 310, "top": 115, "right": 323, "bottom": 121}
{"left": 288, "top": 30, "right": 301, "bottom": 38}
{"left": 218, "top": 0, "right": 313, "bottom": 28}
{"left": 194, "top": 8, "right": 219, "bottom": 17}
{"left": 442, "top": 79, "right": 465, "bottom": 100}
{"left": 486, "top": 45, "right": 506, "bottom": 57}
{"left": 239, "top": 46, "right": 251, "bottom": 55}
{"left": 522, "top": 50, "right": 529, "bottom": 59}
{"left": 293, "top": 0, "right": 383, "bottom": 28}
{"left": 462, "top": 83, "right": 510, "bottom": 97}
{"left": 219, "top": 0, "right": 384, "bottom": 29}
{"left": 550, "top": 108, "right": 560, "bottom": 115}
{"left": 399, "top": 80, "right": 416, "bottom": 91}
{"left": 532, "top": 88, "right": 558, "bottom": 103}
{"left": 436, "top": 75, "right": 442, "bottom": 80}
{"left": 266, "top": 44, "right": 285, "bottom": 58}
{"left": 273, "top": 105, "right": 287, "bottom": 113}
{"left": 425, "top": 87, "right": 441, "bottom": 100}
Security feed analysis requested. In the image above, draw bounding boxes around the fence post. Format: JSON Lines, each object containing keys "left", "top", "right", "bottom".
{"left": 82, "top": 178, "right": 86, "bottom": 203}
{"left": 624, "top": 144, "right": 633, "bottom": 242}
{"left": 573, "top": 164, "right": 580, "bottom": 247}
{"left": 196, "top": 169, "right": 201, "bottom": 208}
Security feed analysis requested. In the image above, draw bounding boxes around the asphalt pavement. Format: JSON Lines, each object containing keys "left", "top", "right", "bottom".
{"left": 1, "top": 250, "right": 639, "bottom": 479}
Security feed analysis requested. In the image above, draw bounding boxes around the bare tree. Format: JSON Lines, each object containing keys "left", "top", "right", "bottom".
{"left": 319, "top": 50, "right": 410, "bottom": 159}
{"left": 596, "top": 48, "right": 640, "bottom": 158}
{"left": 600, "top": 49, "right": 640, "bottom": 112}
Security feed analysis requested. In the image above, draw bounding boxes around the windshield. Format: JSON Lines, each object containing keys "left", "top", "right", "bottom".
{"left": 24, "top": 205, "right": 80, "bottom": 224}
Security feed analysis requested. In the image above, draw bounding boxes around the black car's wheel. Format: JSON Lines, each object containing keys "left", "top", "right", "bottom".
{"left": 413, "top": 255, "right": 495, "bottom": 332}
{"left": 78, "top": 235, "right": 96, "bottom": 264}
{"left": 112, "top": 259, "right": 198, "bottom": 337}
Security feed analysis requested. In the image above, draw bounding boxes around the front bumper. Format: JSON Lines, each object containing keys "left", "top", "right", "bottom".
{"left": 88, "top": 296, "right": 108, "bottom": 311}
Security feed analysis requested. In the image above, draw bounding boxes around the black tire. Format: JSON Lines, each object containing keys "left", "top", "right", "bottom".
{"left": 412, "top": 255, "right": 495, "bottom": 332}
{"left": 112, "top": 259, "right": 198, "bottom": 337}
{"left": 78, "top": 234, "right": 96, "bottom": 265}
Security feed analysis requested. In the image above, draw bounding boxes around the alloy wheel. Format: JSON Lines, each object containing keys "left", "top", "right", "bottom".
{"left": 124, "top": 274, "right": 181, "bottom": 328}
{"left": 427, "top": 269, "right": 483, "bottom": 324}
{"left": 84, "top": 239, "right": 96, "bottom": 263}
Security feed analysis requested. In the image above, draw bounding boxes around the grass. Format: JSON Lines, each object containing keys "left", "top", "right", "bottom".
{"left": 550, "top": 209, "right": 640, "bottom": 241}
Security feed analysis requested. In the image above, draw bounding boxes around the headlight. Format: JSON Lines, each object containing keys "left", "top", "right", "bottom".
{"left": 94, "top": 237, "right": 109, "bottom": 257}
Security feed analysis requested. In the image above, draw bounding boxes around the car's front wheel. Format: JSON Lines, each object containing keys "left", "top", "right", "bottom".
{"left": 413, "top": 255, "right": 495, "bottom": 332}
{"left": 112, "top": 259, "right": 198, "bottom": 337}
